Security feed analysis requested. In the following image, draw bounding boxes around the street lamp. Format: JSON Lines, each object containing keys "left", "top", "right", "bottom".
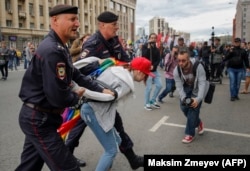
{"left": 211, "top": 26, "right": 215, "bottom": 48}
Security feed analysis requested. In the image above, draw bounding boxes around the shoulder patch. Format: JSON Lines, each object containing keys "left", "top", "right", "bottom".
{"left": 56, "top": 62, "right": 66, "bottom": 80}
{"left": 81, "top": 49, "right": 90, "bottom": 59}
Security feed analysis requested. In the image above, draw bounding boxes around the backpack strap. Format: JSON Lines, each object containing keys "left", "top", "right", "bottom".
{"left": 177, "top": 60, "right": 200, "bottom": 80}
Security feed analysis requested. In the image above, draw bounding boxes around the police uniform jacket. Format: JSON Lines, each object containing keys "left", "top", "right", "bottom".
{"left": 80, "top": 31, "right": 130, "bottom": 75}
{"left": 19, "top": 29, "right": 104, "bottom": 110}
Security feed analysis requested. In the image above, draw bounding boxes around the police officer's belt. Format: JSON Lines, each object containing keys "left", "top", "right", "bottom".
{"left": 24, "top": 103, "right": 64, "bottom": 115}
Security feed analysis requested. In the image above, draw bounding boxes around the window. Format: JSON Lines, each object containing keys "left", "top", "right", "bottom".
{"left": 39, "top": 5, "right": 43, "bottom": 16}
{"left": 116, "top": 4, "right": 120, "bottom": 11}
{"left": 5, "top": 0, "right": 11, "bottom": 10}
{"left": 30, "top": 23, "right": 35, "bottom": 29}
{"left": 19, "top": 23, "right": 23, "bottom": 28}
{"left": 6, "top": 20, "right": 12, "bottom": 27}
{"left": 29, "top": 3, "right": 34, "bottom": 15}
{"left": 40, "top": 24, "right": 44, "bottom": 29}
{"left": 130, "top": 9, "right": 134, "bottom": 22}
{"left": 110, "top": 1, "right": 114, "bottom": 9}
{"left": 122, "top": 6, "right": 126, "bottom": 13}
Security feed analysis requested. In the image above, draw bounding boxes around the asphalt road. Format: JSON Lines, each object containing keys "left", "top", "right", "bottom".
{"left": 1, "top": 66, "right": 250, "bottom": 171}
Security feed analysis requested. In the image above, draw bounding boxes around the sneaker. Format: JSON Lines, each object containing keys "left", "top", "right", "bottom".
{"left": 150, "top": 102, "right": 160, "bottom": 109}
{"left": 169, "top": 92, "right": 174, "bottom": 98}
{"left": 158, "top": 98, "right": 164, "bottom": 103}
{"left": 144, "top": 104, "right": 153, "bottom": 111}
{"left": 182, "top": 135, "right": 195, "bottom": 143}
{"left": 235, "top": 96, "right": 240, "bottom": 100}
{"left": 198, "top": 121, "right": 204, "bottom": 135}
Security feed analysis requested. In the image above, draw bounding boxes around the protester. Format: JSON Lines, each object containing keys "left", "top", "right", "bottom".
{"left": 158, "top": 45, "right": 178, "bottom": 103}
{"left": 210, "top": 37, "right": 224, "bottom": 82}
{"left": 76, "top": 57, "right": 154, "bottom": 171}
{"left": 173, "top": 50, "right": 208, "bottom": 143}
{"left": 70, "top": 33, "right": 91, "bottom": 63}
{"left": 224, "top": 38, "right": 250, "bottom": 101}
{"left": 142, "top": 33, "right": 162, "bottom": 110}
{"left": 0, "top": 41, "right": 10, "bottom": 80}
{"left": 66, "top": 11, "right": 144, "bottom": 170}
{"left": 15, "top": 5, "right": 113, "bottom": 171}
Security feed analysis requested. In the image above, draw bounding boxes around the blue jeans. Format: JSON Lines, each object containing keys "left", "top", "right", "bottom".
{"left": 144, "top": 70, "right": 162, "bottom": 105}
{"left": 227, "top": 67, "right": 244, "bottom": 98}
{"left": 180, "top": 101, "right": 202, "bottom": 136}
{"left": 158, "top": 78, "right": 175, "bottom": 100}
{"left": 80, "top": 103, "right": 121, "bottom": 171}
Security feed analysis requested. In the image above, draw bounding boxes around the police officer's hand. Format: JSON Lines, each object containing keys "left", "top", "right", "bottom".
{"left": 98, "top": 58, "right": 113, "bottom": 65}
{"left": 74, "top": 87, "right": 85, "bottom": 98}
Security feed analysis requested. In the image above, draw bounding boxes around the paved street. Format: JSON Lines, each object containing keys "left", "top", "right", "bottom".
{"left": 1, "top": 65, "right": 250, "bottom": 171}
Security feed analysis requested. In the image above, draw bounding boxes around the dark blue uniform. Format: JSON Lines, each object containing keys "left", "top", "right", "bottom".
{"left": 16, "top": 30, "right": 103, "bottom": 171}
{"left": 66, "top": 30, "right": 135, "bottom": 155}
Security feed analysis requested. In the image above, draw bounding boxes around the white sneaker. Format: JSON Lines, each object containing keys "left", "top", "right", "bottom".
{"left": 144, "top": 104, "right": 153, "bottom": 111}
{"left": 151, "top": 102, "right": 160, "bottom": 109}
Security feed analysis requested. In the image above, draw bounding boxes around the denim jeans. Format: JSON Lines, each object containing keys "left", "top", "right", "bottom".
{"left": 81, "top": 103, "right": 121, "bottom": 171}
{"left": 227, "top": 67, "right": 244, "bottom": 98}
{"left": 144, "top": 70, "right": 162, "bottom": 105}
{"left": 158, "top": 78, "right": 175, "bottom": 100}
{"left": 180, "top": 101, "right": 202, "bottom": 136}
{"left": 180, "top": 85, "right": 202, "bottom": 136}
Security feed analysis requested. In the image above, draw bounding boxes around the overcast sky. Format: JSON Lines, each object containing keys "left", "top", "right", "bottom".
{"left": 135, "top": 0, "right": 238, "bottom": 41}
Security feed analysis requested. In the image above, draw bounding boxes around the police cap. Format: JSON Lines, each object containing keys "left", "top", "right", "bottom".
{"left": 97, "top": 11, "right": 118, "bottom": 23}
{"left": 49, "top": 4, "right": 78, "bottom": 17}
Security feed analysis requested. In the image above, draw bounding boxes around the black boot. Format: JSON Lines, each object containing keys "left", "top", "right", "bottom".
{"left": 123, "top": 148, "right": 144, "bottom": 170}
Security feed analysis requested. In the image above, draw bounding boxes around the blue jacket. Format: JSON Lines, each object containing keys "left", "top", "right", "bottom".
{"left": 19, "top": 30, "right": 103, "bottom": 109}
{"left": 80, "top": 31, "right": 130, "bottom": 75}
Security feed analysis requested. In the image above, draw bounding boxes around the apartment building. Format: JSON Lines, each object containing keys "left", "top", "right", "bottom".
{"left": 235, "top": 0, "right": 250, "bottom": 41}
{"left": 0, "top": 0, "right": 136, "bottom": 50}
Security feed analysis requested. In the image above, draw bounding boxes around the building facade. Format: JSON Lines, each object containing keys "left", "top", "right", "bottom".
{"left": 0, "top": 0, "right": 136, "bottom": 50}
{"left": 235, "top": 0, "right": 250, "bottom": 41}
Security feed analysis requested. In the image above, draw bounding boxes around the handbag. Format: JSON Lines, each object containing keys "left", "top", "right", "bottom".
{"left": 204, "top": 82, "right": 216, "bottom": 104}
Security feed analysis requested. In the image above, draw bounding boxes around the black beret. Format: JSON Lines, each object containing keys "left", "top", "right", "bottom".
{"left": 97, "top": 11, "right": 118, "bottom": 23}
{"left": 49, "top": 4, "right": 78, "bottom": 17}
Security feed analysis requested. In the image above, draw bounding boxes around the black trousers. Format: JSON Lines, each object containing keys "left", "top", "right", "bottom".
{"left": 65, "top": 110, "right": 134, "bottom": 154}
{"left": 0, "top": 61, "right": 8, "bottom": 78}
{"left": 15, "top": 105, "right": 80, "bottom": 171}
{"left": 210, "top": 63, "right": 222, "bottom": 79}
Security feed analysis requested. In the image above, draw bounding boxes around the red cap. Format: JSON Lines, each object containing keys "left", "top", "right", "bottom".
{"left": 130, "top": 57, "right": 155, "bottom": 77}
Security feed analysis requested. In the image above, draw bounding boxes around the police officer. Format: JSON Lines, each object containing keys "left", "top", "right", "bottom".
{"left": 65, "top": 11, "right": 144, "bottom": 170}
{"left": 15, "top": 5, "right": 113, "bottom": 171}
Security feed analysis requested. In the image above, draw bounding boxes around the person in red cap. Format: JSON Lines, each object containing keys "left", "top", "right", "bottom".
{"left": 72, "top": 57, "right": 154, "bottom": 171}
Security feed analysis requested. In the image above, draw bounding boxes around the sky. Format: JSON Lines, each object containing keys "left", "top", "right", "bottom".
{"left": 135, "top": 0, "right": 238, "bottom": 42}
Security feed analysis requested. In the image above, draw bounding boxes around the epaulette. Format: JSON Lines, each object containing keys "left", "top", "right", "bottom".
{"left": 57, "top": 43, "right": 65, "bottom": 50}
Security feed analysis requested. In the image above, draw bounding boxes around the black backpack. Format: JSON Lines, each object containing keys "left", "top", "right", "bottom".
{"left": 177, "top": 60, "right": 215, "bottom": 104}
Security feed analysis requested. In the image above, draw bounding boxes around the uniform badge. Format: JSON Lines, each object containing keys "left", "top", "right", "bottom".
{"left": 81, "top": 49, "right": 89, "bottom": 59}
{"left": 56, "top": 62, "right": 66, "bottom": 80}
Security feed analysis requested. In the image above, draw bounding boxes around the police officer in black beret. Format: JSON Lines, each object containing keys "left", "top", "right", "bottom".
{"left": 65, "top": 11, "right": 144, "bottom": 170}
{"left": 15, "top": 4, "right": 114, "bottom": 171}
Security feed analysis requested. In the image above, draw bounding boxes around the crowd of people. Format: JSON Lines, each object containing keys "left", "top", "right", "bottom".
{"left": 2, "top": 3, "right": 248, "bottom": 171}
{"left": 0, "top": 41, "right": 36, "bottom": 81}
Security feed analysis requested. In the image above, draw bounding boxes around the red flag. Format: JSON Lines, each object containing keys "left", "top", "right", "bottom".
{"left": 156, "top": 33, "right": 162, "bottom": 48}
